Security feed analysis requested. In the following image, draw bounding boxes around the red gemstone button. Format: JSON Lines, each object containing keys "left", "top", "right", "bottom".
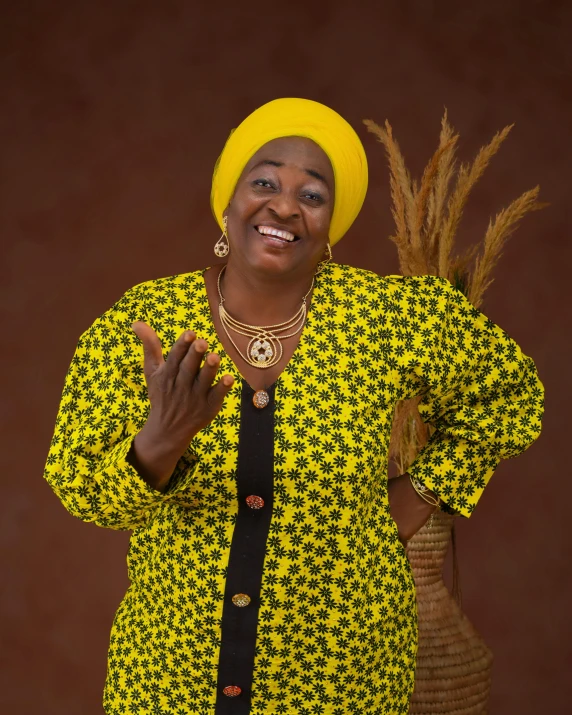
{"left": 246, "top": 495, "right": 264, "bottom": 509}
{"left": 223, "top": 685, "right": 242, "bottom": 697}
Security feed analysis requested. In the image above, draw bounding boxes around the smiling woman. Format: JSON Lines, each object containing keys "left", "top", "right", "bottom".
{"left": 43, "top": 97, "right": 544, "bottom": 715}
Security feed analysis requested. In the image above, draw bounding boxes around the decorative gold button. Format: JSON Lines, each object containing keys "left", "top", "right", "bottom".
{"left": 223, "top": 685, "right": 242, "bottom": 697}
{"left": 232, "top": 593, "right": 251, "bottom": 607}
{"left": 246, "top": 495, "right": 264, "bottom": 509}
{"left": 253, "top": 389, "right": 270, "bottom": 409}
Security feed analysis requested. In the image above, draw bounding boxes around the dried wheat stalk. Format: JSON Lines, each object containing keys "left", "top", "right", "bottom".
{"left": 438, "top": 124, "right": 514, "bottom": 278}
{"left": 468, "top": 187, "right": 549, "bottom": 307}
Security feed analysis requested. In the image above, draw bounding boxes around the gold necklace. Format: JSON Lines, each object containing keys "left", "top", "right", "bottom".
{"left": 217, "top": 265, "right": 314, "bottom": 369}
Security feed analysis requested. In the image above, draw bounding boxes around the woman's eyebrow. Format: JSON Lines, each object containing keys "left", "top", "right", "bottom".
{"left": 251, "top": 159, "right": 330, "bottom": 189}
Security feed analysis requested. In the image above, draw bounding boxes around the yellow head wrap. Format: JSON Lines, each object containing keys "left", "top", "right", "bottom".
{"left": 210, "top": 97, "right": 368, "bottom": 246}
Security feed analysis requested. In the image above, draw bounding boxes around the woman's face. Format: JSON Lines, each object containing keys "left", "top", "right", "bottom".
{"left": 224, "top": 136, "right": 335, "bottom": 277}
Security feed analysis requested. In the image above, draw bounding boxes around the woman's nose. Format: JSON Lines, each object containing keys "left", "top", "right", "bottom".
{"left": 267, "top": 191, "right": 300, "bottom": 219}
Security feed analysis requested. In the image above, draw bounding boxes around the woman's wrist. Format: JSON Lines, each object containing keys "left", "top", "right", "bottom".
{"left": 406, "top": 472, "right": 441, "bottom": 509}
{"left": 388, "top": 472, "right": 438, "bottom": 545}
{"left": 127, "top": 422, "right": 191, "bottom": 493}
{"left": 402, "top": 473, "right": 438, "bottom": 516}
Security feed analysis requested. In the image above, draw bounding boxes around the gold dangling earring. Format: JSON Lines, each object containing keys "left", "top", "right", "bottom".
{"left": 315, "top": 242, "right": 332, "bottom": 274}
{"left": 214, "top": 216, "right": 229, "bottom": 258}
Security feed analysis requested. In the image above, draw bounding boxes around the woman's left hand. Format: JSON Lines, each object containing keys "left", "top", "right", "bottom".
{"left": 387, "top": 473, "right": 437, "bottom": 546}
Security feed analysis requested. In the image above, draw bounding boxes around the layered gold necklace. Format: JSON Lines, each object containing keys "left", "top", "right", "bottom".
{"left": 217, "top": 265, "right": 314, "bottom": 369}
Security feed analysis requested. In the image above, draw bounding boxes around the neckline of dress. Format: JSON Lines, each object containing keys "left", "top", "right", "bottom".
{"left": 199, "top": 263, "right": 329, "bottom": 394}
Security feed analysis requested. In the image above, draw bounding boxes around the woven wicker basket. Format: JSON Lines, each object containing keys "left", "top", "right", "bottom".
{"left": 406, "top": 510, "right": 493, "bottom": 714}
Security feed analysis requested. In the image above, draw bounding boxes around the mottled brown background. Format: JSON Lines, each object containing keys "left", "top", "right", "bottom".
{"left": 1, "top": 1, "right": 570, "bottom": 713}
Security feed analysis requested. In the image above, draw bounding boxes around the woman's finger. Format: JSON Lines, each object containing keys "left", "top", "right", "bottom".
{"left": 176, "top": 337, "right": 209, "bottom": 386}
{"left": 193, "top": 351, "right": 222, "bottom": 394}
{"left": 163, "top": 330, "right": 199, "bottom": 381}
{"left": 206, "top": 374, "right": 235, "bottom": 413}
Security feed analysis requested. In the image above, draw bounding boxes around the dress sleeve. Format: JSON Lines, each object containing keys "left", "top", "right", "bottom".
{"left": 399, "top": 275, "right": 544, "bottom": 518}
{"left": 43, "top": 283, "right": 200, "bottom": 530}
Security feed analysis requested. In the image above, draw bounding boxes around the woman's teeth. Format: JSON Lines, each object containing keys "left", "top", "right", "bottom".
{"left": 256, "top": 225, "right": 297, "bottom": 242}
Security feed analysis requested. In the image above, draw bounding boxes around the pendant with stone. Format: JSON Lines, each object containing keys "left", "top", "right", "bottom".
{"left": 247, "top": 335, "right": 282, "bottom": 367}
{"left": 250, "top": 337, "right": 273, "bottom": 363}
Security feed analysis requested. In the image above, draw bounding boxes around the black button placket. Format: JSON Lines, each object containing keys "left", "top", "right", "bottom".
{"left": 215, "top": 380, "right": 275, "bottom": 713}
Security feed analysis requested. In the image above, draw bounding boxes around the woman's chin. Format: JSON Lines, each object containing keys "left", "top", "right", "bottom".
{"left": 237, "top": 235, "right": 306, "bottom": 274}
{"left": 250, "top": 253, "right": 298, "bottom": 275}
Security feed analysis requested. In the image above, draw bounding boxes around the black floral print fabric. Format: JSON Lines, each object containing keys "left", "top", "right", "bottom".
{"left": 43, "top": 262, "right": 544, "bottom": 714}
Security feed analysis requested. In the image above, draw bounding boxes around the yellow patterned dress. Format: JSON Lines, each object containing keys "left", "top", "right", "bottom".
{"left": 43, "top": 262, "right": 544, "bottom": 715}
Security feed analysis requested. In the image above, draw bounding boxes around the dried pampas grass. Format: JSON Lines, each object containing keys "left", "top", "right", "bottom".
{"left": 364, "top": 110, "right": 547, "bottom": 476}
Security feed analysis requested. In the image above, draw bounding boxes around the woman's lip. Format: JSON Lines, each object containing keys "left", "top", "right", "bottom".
{"left": 251, "top": 225, "right": 298, "bottom": 247}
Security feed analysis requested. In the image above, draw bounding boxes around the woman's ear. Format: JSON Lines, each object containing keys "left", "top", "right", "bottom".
{"left": 222, "top": 202, "right": 231, "bottom": 223}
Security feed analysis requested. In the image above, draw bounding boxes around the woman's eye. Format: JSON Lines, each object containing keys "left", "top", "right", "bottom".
{"left": 252, "top": 179, "right": 321, "bottom": 203}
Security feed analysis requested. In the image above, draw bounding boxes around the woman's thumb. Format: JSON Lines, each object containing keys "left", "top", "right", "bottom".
{"left": 131, "top": 321, "right": 166, "bottom": 376}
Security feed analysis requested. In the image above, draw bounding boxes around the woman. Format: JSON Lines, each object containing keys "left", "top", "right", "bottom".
{"left": 44, "top": 98, "right": 544, "bottom": 715}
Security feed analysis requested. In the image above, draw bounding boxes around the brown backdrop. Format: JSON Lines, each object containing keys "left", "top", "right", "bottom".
{"left": 1, "top": 1, "right": 570, "bottom": 713}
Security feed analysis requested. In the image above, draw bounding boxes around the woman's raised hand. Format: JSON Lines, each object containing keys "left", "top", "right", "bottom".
{"left": 133, "top": 322, "right": 234, "bottom": 440}
{"left": 127, "top": 322, "right": 235, "bottom": 492}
